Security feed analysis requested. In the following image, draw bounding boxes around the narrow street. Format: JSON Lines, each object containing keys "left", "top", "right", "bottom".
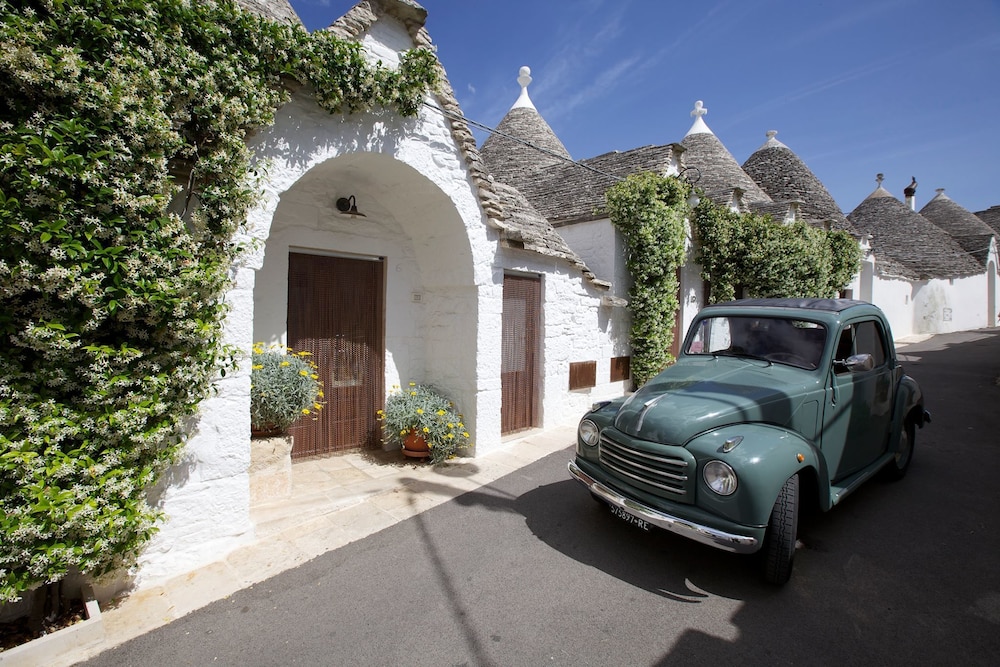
{"left": 81, "top": 329, "right": 1000, "bottom": 666}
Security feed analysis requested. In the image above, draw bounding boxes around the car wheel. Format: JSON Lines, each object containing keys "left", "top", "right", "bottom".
{"left": 762, "top": 473, "right": 799, "bottom": 586}
{"left": 882, "top": 419, "right": 915, "bottom": 481}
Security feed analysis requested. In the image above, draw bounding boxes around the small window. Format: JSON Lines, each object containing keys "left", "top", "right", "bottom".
{"left": 610, "top": 356, "right": 630, "bottom": 382}
{"left": 569, "top": 361, "right": 597, "bottom": 390}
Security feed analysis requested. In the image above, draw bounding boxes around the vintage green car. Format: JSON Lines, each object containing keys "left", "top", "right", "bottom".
{"left": 568, "top": 298, "right": 930, "bottom": 584}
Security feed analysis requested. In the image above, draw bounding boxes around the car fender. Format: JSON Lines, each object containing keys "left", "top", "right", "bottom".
{"left": 890, "top": 374, "right": 929, "bottom": 452}
{"left": 686, "top": 423, "right": 828, "bottom": 526}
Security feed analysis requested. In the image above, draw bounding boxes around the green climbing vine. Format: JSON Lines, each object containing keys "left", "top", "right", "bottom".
{"left": 607, "top": 173, "right": 861, "bottom": 388}
{"left": 606, "top": 173, "right": 690, "bottom": 386}
{"left": 0, "top": 0, "right": 437, "bottom": 602}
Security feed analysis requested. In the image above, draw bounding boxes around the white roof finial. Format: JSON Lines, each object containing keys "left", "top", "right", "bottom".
{"left": 685, "top": 100, "right": 713, "bottom": 136}
{"left": 759, "top": 129, "right": 787, "bottom": 150}
{"left": 512, "top": 66, "right": 535, "bottom": 110}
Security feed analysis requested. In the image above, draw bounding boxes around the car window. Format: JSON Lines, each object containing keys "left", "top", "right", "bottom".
{"left": 854, "top": 320, "right": 887, "bottom": 366}
{"left": 835, "top": 320, "right": 887, "bottom": 371}
{"left": 687, "top": 316, "right": 827, "bottom": 370}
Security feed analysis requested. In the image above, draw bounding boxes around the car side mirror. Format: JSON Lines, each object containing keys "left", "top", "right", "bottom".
{"left": 837, "top": 353, "right": 874, "bottom": 372}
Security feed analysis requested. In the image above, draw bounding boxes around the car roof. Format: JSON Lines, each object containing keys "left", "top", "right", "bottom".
{"left": 706, "top": 298, "right": 872, "bottom": 314}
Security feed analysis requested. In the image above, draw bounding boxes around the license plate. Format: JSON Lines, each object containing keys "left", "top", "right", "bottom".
{"left": 608, "top": 503, "right": 651, "bottom": 531}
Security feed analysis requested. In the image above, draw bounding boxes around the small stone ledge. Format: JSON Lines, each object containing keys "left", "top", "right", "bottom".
{"left": 0, "top": 585, "right": 104, "bottom": 667}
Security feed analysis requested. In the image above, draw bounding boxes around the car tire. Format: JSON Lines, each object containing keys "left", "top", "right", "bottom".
{"left": 881, "top": 419, "right": 915, "bottom": 481}
{"left": 762, "top": 473, "right": 799, "bottom": 586}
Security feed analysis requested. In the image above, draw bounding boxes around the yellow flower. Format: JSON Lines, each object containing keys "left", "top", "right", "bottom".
{"left": 416, "top": 408, "right": 423, "bottom": 414}
{"left": 422, "top": 427, "right": 430, "bottom": 433}
{"left": 302, "top": 408, "right": 310, "bottom": 415}
{"left": 436, "top": 410, "right": 446, "bottom": 416}
{"left": 410, "top": 391, "right": 417, "bottom": 396}
{"left": 447, "top": 423, "right": 454, "bottom": 428}
{"left": 409, "top": 382, "right": 416, "bottom": 386}
{"left": 463, "top": 432, "right": 469, "bottom": 438}
{"left": 400, "top": 429, "right": 408, "bottom": 435}
{"left": 280, "top": 360, "right": 290, "bottom": 367}
{"left": 457, "top": 422, "right": 464, "bottom": 429}
{"left": 252, "top": 364, "right": 263, "bottom": 370}
{"left": 446, "top": 433, "right": 454, "bottom": 439}
{"left": 299, "top": 369, "right": 309, "bottom": 376}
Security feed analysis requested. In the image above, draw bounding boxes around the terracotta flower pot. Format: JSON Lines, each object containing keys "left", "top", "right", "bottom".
{"left": 402, "top": 430, "right": 431, "bottom": 458}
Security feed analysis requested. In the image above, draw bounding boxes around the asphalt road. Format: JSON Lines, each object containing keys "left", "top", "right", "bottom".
{"left": 81, "top": 329, "right": 1000, "bottom": 666}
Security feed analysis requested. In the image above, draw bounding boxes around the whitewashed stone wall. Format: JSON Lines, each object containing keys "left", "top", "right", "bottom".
{"left": 136, "top": 15, "right": 504, "bottom": 585}
{"left": 495, "top": 248, "right": 630, "bottom": 431}
{"left": 912, "top": 274, "right": 987, "bottom": 334}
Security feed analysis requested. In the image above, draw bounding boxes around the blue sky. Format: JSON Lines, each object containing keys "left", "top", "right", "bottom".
{"left": 288, "top": 0, "right": 1000, "bottom": 215}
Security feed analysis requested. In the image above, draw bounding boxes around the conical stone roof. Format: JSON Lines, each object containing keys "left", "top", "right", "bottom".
{"left": 479, "top": 67, "right": 572, "bottom": 195}
{"left": 975, "top": 205, "right": 1000, "bottom": 236}
{"left": 920, "top": 189, "right": 995, "bottom": 265}
{"left": 742, "top": 131, "right": 852, "bottom": 231}
{"left": 679, "top": 101, "right": 771, "bottom": 209}
{"left": 921, "top": 189, "right": 996, "bottom": 237}
{"left": 847, "top": 180, "right": 983, "bottom": 280}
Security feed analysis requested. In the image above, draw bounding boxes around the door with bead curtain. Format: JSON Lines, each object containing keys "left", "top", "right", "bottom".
{"left": 287, "top": 252, "right": 384, "bottom": 458}
{"left": 501, "top": 274, "right": 541, "bottom": 434}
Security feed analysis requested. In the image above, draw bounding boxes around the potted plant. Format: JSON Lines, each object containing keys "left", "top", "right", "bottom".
{"left": 377, "top": 383, "right": 472, "bottom": 464}
{"left": 250, "top": 343, "right": 324, "bottom": 436}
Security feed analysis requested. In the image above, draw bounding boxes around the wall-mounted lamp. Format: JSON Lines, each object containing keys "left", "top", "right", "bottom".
{"left": 336, "top": 195, "right": 366, "bottom": 218}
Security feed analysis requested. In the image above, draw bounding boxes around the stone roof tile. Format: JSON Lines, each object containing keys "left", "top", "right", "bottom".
{"left": 919, "top": 189, "right": 995, "bottom": 267}
{"left": 975, "top": 205, "right": 1000, "bottom": 235}
{"left": 512, "top": 144, "right": 683, "bottom": 225}
{"left": 847, "top": 187, "right": 983, "bottom": 280}
{"left": 742, "top": 131, "right": 854, "bottom": 233}
{"left": 680, "top": 131, "right": 772, "bottom": 210}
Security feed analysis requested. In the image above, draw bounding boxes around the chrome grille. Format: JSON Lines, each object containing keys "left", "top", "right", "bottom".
{"left": 599, "top": 434, "right": 692, "bottom": 499}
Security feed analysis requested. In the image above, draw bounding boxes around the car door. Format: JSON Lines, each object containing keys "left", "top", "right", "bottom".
{"left": 822, "top": 318, "right": 894, "bottom": 481}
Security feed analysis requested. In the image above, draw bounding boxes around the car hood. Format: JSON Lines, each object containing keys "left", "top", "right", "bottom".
{"left": 613, "top": 357, "right": 816, "bottom": 445}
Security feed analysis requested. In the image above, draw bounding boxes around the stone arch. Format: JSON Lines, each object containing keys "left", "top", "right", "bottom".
{"left": 250, "top": 149, "right": 483, "bottom": 406}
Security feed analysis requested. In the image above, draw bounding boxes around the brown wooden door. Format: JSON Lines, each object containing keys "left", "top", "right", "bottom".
{"left": 287, "top": 252, "right": 384, "bottom": 458}
{"left": 501, "top": 274, "right": 540, "bottom": 434}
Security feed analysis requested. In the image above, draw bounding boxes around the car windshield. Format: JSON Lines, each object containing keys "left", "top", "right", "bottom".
{"left": 685, "top": 315, "right": 827, "bottom": 370}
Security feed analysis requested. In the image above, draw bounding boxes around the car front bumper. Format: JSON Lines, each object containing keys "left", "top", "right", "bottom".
{"left": 568, "top": 459, "right": 761, "bottom": 554}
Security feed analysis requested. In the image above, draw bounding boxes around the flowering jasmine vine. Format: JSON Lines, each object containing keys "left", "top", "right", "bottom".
{"left": 0, "top": 0, "right": 438, "bottom": 602}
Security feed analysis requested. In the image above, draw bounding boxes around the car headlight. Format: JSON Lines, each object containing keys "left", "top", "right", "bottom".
{"left": 703, "top": 460, "right": 738, "bottom": 496}
{"left": 578, "top": 419, "right": 600, "bottom": 446}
